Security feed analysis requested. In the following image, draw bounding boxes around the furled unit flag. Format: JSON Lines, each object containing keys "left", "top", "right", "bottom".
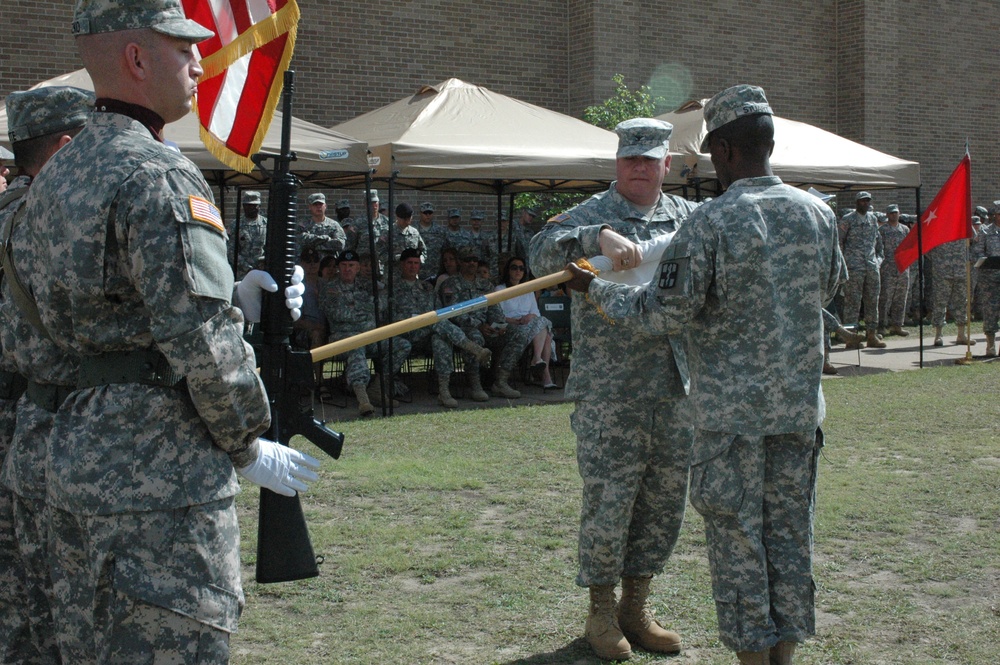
{"left": 894, "top": 153, "right": 973, "bottom": 273}
{"left": 180, "top": 0, "right": 300, "bottom": 173}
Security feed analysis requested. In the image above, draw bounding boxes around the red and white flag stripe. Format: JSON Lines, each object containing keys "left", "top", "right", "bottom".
{"left": 180, "top": 0, "right": 300, "bottom": 174}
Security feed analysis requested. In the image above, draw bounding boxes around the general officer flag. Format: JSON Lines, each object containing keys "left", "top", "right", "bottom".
{"left": 894, "top": 153, "right": 972, "bottom": 273}
{"left": 180, "top": 0, "right": 301, "bottom": 173}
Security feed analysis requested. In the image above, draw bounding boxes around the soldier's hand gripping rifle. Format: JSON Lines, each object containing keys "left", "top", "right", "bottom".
{"left": 252, "top": 70, "right": 344, "bottom": 583}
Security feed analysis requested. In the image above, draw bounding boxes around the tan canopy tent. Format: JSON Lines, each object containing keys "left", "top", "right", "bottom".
{"left": 331, "top": 77, "right": 647, "bottom": 194}
{"left": 0, "top": 69, "right": 371, "bottom": 188}
{"left": 659, "top": 99, "right": 921, "bottom": 194}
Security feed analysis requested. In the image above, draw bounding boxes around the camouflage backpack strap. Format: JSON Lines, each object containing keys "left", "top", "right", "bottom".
{"left": 0, "top": 188, "right": 52, "bottom": 340}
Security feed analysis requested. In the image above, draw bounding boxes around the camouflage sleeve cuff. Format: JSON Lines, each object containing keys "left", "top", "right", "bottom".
{"left": 577, "top": 224, "right": 610, "bottom": 258}
{"left": 228, "top": 436, "right": 260, "bottom": 470}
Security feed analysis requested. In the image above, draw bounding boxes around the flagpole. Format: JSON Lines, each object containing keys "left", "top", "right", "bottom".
{"left": 915, "top": 186, "right": 923, "bottom": 368}
{"left": 956, "top": 237, "right": 974, "bottom": 365}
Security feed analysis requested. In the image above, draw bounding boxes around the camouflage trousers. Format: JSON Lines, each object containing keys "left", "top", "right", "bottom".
{"left": 330, "top": 334, "right": 411, "bottom": 387}
{"left": 47, "top": 497, "right": 243, "bottom": 665}
{"left": 495, "top": 316, "right": 551, "bottom": 371}
{"left": 841, "top": 266, "right": 880, "bottom": 327}
{"left": 435, "top": 324, "right": 486, "bottom": 376}
{"left": 570, "top": 398, "right": 691, "bottom": 587}
{"left": 978, "top": 272, "right": 1000, "bottom": 334}
{"left": 689, "top": 428, "right": 822, "bottom": 653}
{"left": 878, "top": 268, "right": 910, "bottom": 329}
{"left": 931, "top": 275, "right": 969, "bottom": 327}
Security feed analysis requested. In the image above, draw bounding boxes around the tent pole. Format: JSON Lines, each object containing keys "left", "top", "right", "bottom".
{"left": 915, "top": 185, "right": 923, "bottom": 368}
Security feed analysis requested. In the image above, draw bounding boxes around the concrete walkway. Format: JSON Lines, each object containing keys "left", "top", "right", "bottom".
{"left": 825, "top": 328, "right": 996, "bottom": 377}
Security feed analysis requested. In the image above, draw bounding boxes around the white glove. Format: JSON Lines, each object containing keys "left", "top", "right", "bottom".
{"left": 235, "top": 265, "right": 306, "bottom": 323}
{"left": 236, "top": 437, "right": 320, "bottom": 497}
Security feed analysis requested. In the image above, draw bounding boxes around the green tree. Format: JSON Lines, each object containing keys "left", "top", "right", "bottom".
{"left": 517, "top": 75, "right": 664, "bottom": 224}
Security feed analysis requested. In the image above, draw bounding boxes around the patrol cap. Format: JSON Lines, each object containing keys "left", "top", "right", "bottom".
{"left": 307, "top": 192, "right": 325, "bottom": 204}
{"left": 72, "top": 0, "right": 216, "bottom": 41}
{"left": 395, "top": 202, "right": 413, "bottom": 218}
{"left": 6, "top": 86, "right": 94, "bottom": 144}
{"left": 856, "top": 191, "right": 872, "bottom": 201}
{"left": 972, "top": 216, "right": 981, "bottom": 224}
{"left": 991, "top": 201, "right": 1000, "bottom": 214}
{"left": 700, "top": 84, "right": 773, "bottom": 152}
{"left": 458, "top": 246, "right": 479, "bottom": 260}
{"left": 615, "top": 118, "right": 672, "bottom": 160}
{"left": 448, "top": 208, "right": 461, "bottom": 218}
{"left": 0, "top": 146, "right": 12, "bottom": 160}
{"left": 886, "top": 204, "right": 899, "bottom": 214}
{"left": 337, "top": 249, "right": 360, "bottom": 264}
{"left": 335, "top": 198, "right": 350, "bottom": 210}
{"left": 975, "top": 205, "right": 989, "bottom": 219}
{"left": 299, "top": 247, "right": 321, "bottom": 263}
{"left": 420, "top": 201, "right": 434, "bottom": 213}
{"left": 369, "top": 189, "right": 379, "bottom": 202}
{"left": 242, "top": 190, "right": 261, "bottom": 204}
{"left": 399, "top": 248, "right": 421, "bottom": 262}
{"left": 470, "top": 209, "right": 484, "bottom": 220}
{"left": 525, "top": 207, "right": 537, "bottom": 217}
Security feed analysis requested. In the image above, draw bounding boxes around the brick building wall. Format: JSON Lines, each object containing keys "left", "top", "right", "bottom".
{"left": 1, "top": 0, "right": 998, "bottom": 209}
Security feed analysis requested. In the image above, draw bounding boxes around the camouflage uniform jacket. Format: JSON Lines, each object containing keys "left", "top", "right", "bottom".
{"left": 839, "top": 209, "right": 884, "bottom": 272}
{"left": 417, "top": 222, "right": 448, "bottom": 278}
{"left": 467, "top": 230, "right": 494, "bottom": 267}
{"left": 974, "top": 223, "right": 1000, "bottom": 259}
{"left": 299, "top": 215, "right": 346, "bottom": 259}
{"left": 230, "top": 212, "right": 267, "bottom": 278}
{"left": 379, "top": 224, "right": 426, "bottom": 266}
{"left": 437, "top": 273, "right": 501, "bottom": 329}
{"left": 392, "top": 277, "right": 435, "bottom": 321}
{"left": 588, "top": 176, "right": 846, "bottom": 437}
{"left": 351, "top": 213, "right": 390, "bottom": 256}
{"left": 318, "top": 278, "right": 376, "bottom": 339}
{"left": 877, "top": 222, "right": 909, "bottom": 274}
{"left": 16, "top": 112, "right": 269, "bottom": 514}
{"left": 444, "top": 227, "right": 473, "bottom": 251}
{"left": 529, "top": 183, "right": 697, "bottom": 403}
{"left": 0, "top": 175, "right": 80, "bottom": 499}
{"left": 928, "top": 238, "right": 970, "bottom": 281}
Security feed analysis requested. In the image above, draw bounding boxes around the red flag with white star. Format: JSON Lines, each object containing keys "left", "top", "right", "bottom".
{"left": 894, "top": 153, "right": 972, "bottom": 273}
{"left": 180, "top": 0, "right": 300, "bottom": 174}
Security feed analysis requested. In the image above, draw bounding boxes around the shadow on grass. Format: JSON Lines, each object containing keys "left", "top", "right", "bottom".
{"left": 500, "top": 637, "right": 685, "bottom": 664}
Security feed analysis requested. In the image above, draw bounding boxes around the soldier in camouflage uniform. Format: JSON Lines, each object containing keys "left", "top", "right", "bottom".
{"left": 444, "top": 207, "right": 473, "bottom": 252}
{"left": 839, "top": 191, "right": 886, "bottom": 348}
{"left": 416, "top": 201, "right": 448, "bottom": 280}
{"left": 973, "top": 202, "right": 1000, "bottom": 356}
{"left": 391, "top": 249, "right": 492, "bottom": 407}
{"left": 0, "top": 85, "right": 93, "bottom": 665}
{"left": 570, "top": 86, "right": 846, "bottom": 665}
{"left": 228, "top": 189, "right": 268, "bottom": 279}
{"left": 499, "top": 211, "right": 530, "bottom": 262}
{"left": 531, "top": 118, "right": 698, "bottom": 661}
{"left": 928, "top": 232, "right": 975, "bottom": 347}
{"left": 348, "top": 189, "right": 390, "bottom": 267}
{"left": 467, "top": 209, "right": 495, "bottom": 275}
{"left": 318, "top": 250, "right": 410, "bottom": 415}
{"left": 298, "top": 192, "right": 347, "bottom": 261}
{"left": 378, "top": 202, "right": 427, "bottom": 268}
{"left": 13, "top": 4, "right": 319, "bottom": 662}
{"left": 876, "top": 204, "right": 911, "bottom": 336}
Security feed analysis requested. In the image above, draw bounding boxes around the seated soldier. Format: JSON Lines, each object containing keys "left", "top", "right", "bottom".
{"left": 392, "top": 248, "right": 492, "bottom": 407}
{"left": 318, "top": 250, "right": 409, "bottom": 416}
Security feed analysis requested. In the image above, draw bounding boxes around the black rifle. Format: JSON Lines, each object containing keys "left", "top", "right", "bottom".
{"left": 252, "top": 70, "right": 344, "bottom": 583}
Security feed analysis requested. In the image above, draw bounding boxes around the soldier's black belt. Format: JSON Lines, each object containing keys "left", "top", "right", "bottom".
{"left": 26, "top": 381, "right": 75, "bottom": 413}
{"left": 0, "top": 369, "right": 28, "bottom": 402}
{"left": 77, "top": 348, "right": 185, "bottom": 390}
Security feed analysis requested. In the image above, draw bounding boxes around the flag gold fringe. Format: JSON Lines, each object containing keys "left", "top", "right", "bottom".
{"left": 193, "top": 0, "right": 300, "bottom": 174}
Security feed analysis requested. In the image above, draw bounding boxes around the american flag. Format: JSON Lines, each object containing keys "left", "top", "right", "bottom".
{"left": 180, "top": 0, "right": 300, "bottom": 174}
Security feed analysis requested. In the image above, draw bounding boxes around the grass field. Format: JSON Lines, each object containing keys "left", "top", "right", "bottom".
{"left": 230, "top": 362, "right": 1000, "bottom": 665}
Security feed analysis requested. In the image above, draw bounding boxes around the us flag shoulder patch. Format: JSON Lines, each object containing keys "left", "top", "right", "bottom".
{"left": 188, "top": 196, "right": 225, "bottom": 234}
{"left": 547, "top": 213, "right": 570, "bottom": 224}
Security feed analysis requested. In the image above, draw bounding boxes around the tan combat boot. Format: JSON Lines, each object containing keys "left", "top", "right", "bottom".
{"left": 956, "top": 323, "right": 976, "bottom": 345}
{"left": 617, "top": 576, "right": 681, "bottom": 654}
{"left": 889, "top": 325, "right": 909, "bottom": 336}
{"left": 986, "top": 333, "right": 997, "bottom": 358}
{"left": 585, "top": 585, "right": 631, "bottom": 661}
{"left": 933, "top": 325, "right": 944, "bottom": 346}
{"left": 352, "top": 383, "right": 375, "bottom": 417}
{"left": 467, "top": 371, "right": 490, "bottom": 402}
{"left": 836, "top": 326, "right": 864, "bottom": 347}
{"left": 459, "top": 338, "right": 492, "bottom": 366}
{"left": 436, "top": 374, "right": 458, "bottom": 408}
{"left": 491, "top": 368, "right": 521, "bottom": 399}
{"left": 770, "top": 640, "right": 797, "bottom": 665}
{"left": 736, "top": 650, "right": 769, "bottom": 665}
{"left": 866, "top": 330, "right": 886, "bottom": 348}
{"left": 367, "top": 374, "right": 398, "bottom": 408}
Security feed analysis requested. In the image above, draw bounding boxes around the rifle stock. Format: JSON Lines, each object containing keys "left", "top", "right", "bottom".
{"left": 254, "top": 70, "right": 344, "bottom": 584}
